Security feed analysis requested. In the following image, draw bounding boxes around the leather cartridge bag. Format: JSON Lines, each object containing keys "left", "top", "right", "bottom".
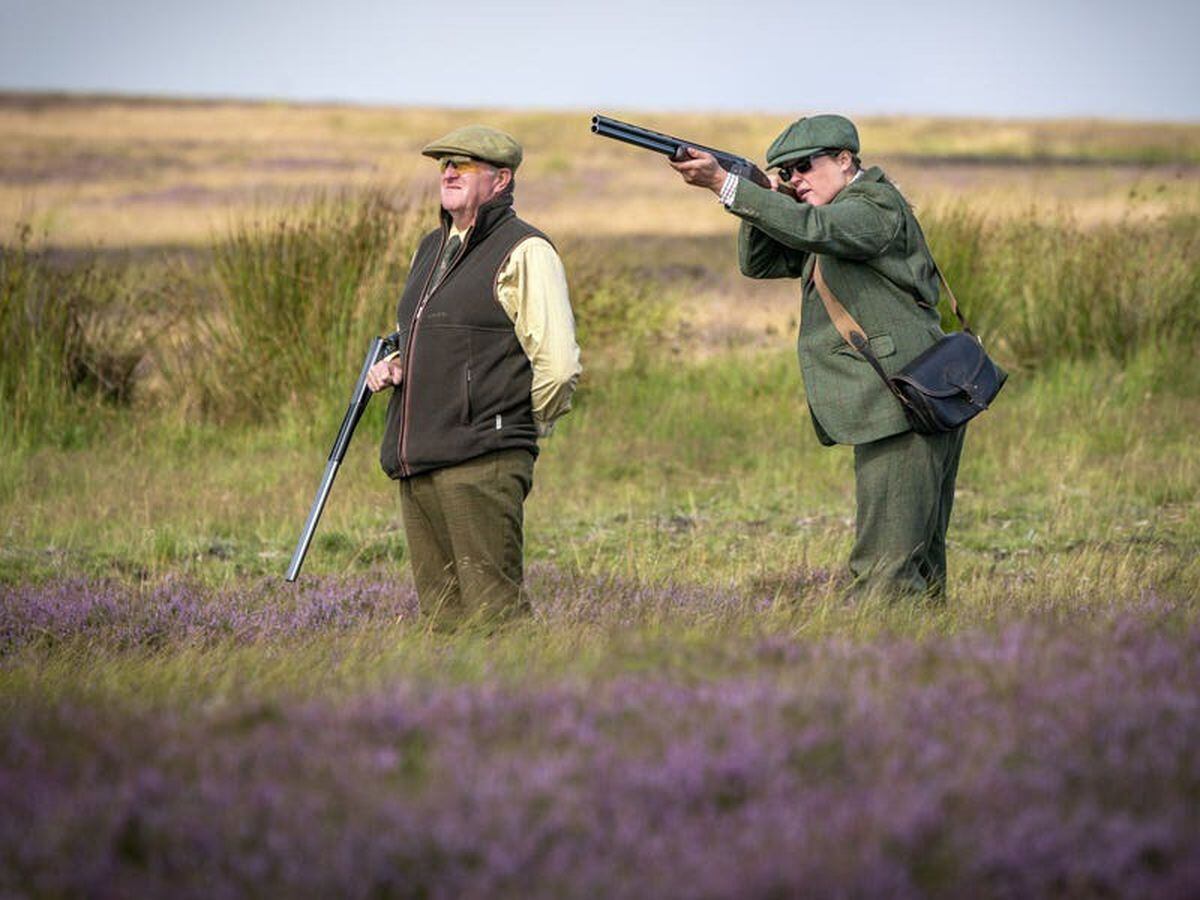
{"left": 812, "top": 260, "right": 1007, "bottom": 434}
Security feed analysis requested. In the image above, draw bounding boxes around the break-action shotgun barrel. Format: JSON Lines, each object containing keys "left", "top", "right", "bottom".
{"left": 591, "top": 114, "right": 772, "bottom": 188}
{"left": 285, "top": 332, "right": 398, "bottom": 582}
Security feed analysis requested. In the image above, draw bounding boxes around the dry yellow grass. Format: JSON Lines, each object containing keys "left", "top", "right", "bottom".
{"left": 3, "top": 94, "right": 1198, "bottom": 248}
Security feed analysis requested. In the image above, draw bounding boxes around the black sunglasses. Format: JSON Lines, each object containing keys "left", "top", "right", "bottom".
{"left": 777, "top": 150, "right": 838, "bottom": 181}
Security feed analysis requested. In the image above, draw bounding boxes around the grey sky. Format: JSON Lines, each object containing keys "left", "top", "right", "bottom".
{"left": 2, "top": 0, "right": 1197, "bottom": 120}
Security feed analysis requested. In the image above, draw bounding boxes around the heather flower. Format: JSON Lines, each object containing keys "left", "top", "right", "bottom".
{"left": 0, "top": 575, "right": 418, "bottom": 651}
{"left": 1, "top": 612, "right": 1196, "bottom": 897}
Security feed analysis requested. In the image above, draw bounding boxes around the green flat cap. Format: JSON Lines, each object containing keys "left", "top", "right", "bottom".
{"left": 421, "top": 124, "right": 523, "bottom": 170}
{"left": 765, "top": 115, "right": 860, "bottom": 168}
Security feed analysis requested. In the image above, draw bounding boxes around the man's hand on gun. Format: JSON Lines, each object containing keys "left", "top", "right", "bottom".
{"left": 366, "top": 357, "right": 403, "bottom": 393}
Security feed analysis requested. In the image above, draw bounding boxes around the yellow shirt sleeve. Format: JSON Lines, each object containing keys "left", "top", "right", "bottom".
{"left": 495, "top": 236, "right": 582, "bottom": 436}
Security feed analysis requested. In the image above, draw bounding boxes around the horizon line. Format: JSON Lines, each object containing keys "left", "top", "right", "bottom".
{"left": 2, "top": 87, "right": 1198, "bottom": 128}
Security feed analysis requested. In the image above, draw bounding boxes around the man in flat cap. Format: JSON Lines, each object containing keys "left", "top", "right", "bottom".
{"left": 670, "top": 115, "right": 966, "bottom": 599}
{"left": 366, "top": 124, "right": 581, "bottom": 628}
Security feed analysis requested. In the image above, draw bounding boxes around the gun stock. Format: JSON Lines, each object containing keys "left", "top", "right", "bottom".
{"left": 285, "top": 333, "right": 397, "bottom": 582}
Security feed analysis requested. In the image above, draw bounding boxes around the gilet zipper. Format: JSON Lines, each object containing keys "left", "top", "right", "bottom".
{"left": 397, "top": 230, "right": 468, "bottom": 476}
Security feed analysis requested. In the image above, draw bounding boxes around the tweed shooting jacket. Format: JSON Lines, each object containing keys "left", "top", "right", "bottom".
{"left": 730, "top": 167, "right": 944, "bottom": 446}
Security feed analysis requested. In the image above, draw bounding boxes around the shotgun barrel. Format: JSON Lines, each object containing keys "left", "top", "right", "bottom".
{"left": 285, "top": 332, "right": 398, "bottom": 582}
{"left": 591, "top": 114, "right": 771, "bottom": 188}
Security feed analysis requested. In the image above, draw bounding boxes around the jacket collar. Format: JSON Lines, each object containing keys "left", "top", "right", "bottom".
{"left": 439, "top": 190, "right": 516, "bottom": 250}
{"left": 832, "top": 166, "right": 885, "bottom": 204}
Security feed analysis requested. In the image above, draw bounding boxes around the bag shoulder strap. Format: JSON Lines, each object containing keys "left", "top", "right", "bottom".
{"left": 934, "top": 268, "right": 972, "bottom": 335}
{"left": 900, "top": 206, "right": 974, "bottom": 335}
{"left": 811, "top": 260, "right": 906, "bottom": 402}
{"left": 811, "top": 227, "right": 978, "bottom": 354}
{"left": 811, "top": 259, "right": 867, "bottom": 350}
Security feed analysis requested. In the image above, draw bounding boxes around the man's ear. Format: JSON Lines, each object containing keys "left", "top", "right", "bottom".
{"left": 494, "top": 168, "right": 513, "bottom": 193}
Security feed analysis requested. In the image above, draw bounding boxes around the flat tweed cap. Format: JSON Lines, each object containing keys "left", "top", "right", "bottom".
{"left": 766, "top": 115, "right": 860, "bottom": 168}
{"left": 421, "top": 125, "right": 523, "bottom": 170}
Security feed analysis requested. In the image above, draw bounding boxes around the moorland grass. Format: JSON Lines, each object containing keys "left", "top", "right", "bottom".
{"left": 0, "top": 225, "right": 129, "bottom": 448}
{"left": 5, "top": 198, "right": 1197, "bottom": 432}
{"left": 926, "top": 206, "right": 1200, "bottom": 364}
{"left": 4, "top": 102, "right": 1200, "bottom": 898}
{"left": 2, "top": 345, "right": 1196, "bottom": 611}
{"left": 2, "top": 180, "right": 1198, "bottom": 895}
{"left": 178, "top": 190, "right": 432, "bottom": 422}
{"left": 5, "top": 96, "right": 1200, "bottom": 248}
{"left": 3, "top": 193, "right": 1197, "bottom": 622}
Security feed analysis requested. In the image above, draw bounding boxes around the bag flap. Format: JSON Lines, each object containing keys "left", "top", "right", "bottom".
{"left": 892, "top": 333, "right": 1001, "bottom": 401}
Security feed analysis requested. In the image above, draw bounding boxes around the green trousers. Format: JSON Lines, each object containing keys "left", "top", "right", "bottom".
{"left": 399, "top": 448, "right": 535, "bottom": 629}
{"left": 849, "top": 425, "right": 966, "bottom": 598}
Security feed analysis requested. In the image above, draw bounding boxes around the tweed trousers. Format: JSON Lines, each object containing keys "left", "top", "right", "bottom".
{"left": 849, "top": 425, "right": 966, "bottom": 598}
{"left": 399, "top": 448, "right": 534, "bottom": 629}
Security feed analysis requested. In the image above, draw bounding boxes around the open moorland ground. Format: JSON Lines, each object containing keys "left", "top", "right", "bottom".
{"left": 2, "top": 94, "right": 1199, "bottom": 897}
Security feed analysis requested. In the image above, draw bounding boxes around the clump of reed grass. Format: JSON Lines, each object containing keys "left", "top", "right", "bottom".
{"left": 177, "top": 190, "right": 431, "bottom": 423}
{"left": 923, "top": 207, "right": 1200, "bottom": 368}
{"left": 0, "top": 225, "right": 138, "bottom": 448}
{"left": 8, "top": 195, "right": 1198, "bottom": 445}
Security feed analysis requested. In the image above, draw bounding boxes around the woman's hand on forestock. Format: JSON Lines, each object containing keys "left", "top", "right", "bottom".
{"left": 669, "top": 147, "right": 726, "bottom": 193}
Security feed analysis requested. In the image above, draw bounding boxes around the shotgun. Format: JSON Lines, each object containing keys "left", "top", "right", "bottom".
{"left": 590, "top": 114, "right": 773, "bottom": 188}
{"left": 285, "top": 332, "right": 399, "bottom": 582}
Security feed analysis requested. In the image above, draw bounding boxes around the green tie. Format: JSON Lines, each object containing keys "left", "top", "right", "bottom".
{"left": 431, "top": 234, "right": 462, "bottom": 289}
